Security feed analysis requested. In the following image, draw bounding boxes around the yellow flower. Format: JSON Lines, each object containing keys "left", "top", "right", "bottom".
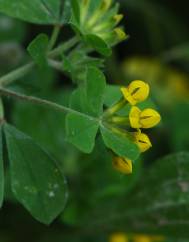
{"left": 134, "top": 132, "right": 152, "bottom": 152}
{"left": 129, "top": 106, "right": 161, "bottom": 129}
{"left": 113, "top": 157, "right": 132, "bottom": 174}
{"left": 133, "top": 235, "right": 165, "bottom": 242}
{"left": 150, "top": 236, "right": 165, "bottom": 242}
{"left": 121, "top": 80, "right": 150, "bottom": 105}
{"left": 133, "top": 235, "right": 152, "bottom": 242}
{"left": 109, "top": 233, "right": 129, "bottom": 242}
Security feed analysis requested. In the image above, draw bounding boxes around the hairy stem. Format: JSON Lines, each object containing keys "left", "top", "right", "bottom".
{"left": 0, "top": 88, "right": 98, "bottom": 122}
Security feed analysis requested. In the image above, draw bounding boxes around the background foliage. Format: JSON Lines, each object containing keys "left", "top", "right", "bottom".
{"left": 0, "top": 0, "right": 189, "bottom": 241}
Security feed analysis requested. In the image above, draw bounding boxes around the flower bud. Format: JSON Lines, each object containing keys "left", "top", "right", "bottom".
{"left": 101, "top": 0, "right": 112, "bottom": 11}
{"left": 113, "top": 157, "right": 132, "bottom": 174}
{"left": 114, "top": 28, "right": 127, "bottom": 42}
{"left": 121, "top": 80, "right": 150, "bottom": 105}
{"left": 113, "top": 14, "right": 124, "bottom": 25}
{"left": 134, "top": 132, "right": 152, "bottom": 152}
{"left": 77, "top": 0, "right": 127, "bottom": 47}
{"left": 129, "top": 106, "right": 161, "bottom": 129}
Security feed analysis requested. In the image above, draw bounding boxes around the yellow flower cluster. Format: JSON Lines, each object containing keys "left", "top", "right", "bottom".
{"left": 121, "top": 80, "right": 161, "bottom": 151}
{"left": 110, "top": 80, "right": 161, "bottom": 175}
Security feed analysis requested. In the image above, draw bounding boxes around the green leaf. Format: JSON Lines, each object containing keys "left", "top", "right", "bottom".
{"left": 61, "top": 0, "right": 72, "bottom": 24}
{"left": 85, "top": 34, "right": 112, "bottom": 56}
{"left": 0, "top": 126, "right": 4, "bottom": 207}
{"left": 100, "top": 125, "right": 140, "bottom": 160}
{"left": 170, "top": 102, "right": 189, "bottom": 152}
{"left": 104, "top": 85, "right": 121, "bottom": 107}
{"left": 66, "top": 67, "right": 106, "bottom": 153}
{"left": 71, "top": 0, "right": 80, "bottom": 24}
{"left": 68, "top": 87, "right": 86, "bottom": 113}
{"left": 27, "top": 33, "right": 49, "bottom": 69}
{"left": 0, "top": 0, "right": 71, "bottom": 25}
{"left": 4, "top": 124, "right": 67, "bottom": 224}
{"left": 87, "top": 0, "right": 102, "bottom": 14}
{"left": 12, "top": 90, "right": 74, "bottom": 160}
{"left": 66, "top": 114, "right": 99, "bottom": 153}
{"left": 85, "top": 66, "right": 106, "bottom": 116}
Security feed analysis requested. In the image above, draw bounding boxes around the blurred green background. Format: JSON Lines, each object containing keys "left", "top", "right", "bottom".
{"left": 0, "top": 0, "right": 189, "bottom": 241}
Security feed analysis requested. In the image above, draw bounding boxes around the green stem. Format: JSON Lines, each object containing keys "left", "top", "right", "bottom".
{"left": 48, "top": 25, "right": 61, "bottom": 51}
{"left": 0, "top": 88, "right": 98, "bottom": 122}
{"left": 103, "top": 98, "right": 126, "bottom": 117}
{"left": 0, "top": 98, "right": 4, "bottom": 120}
{"left": 109, "top": 115, "right": 130, "bottom": 125}
{"left": 0, "top": 62, "right": 34, "bottom": 87}
{"left": 48, "top": 59, "right": 63, "bottom": 72}
{"left": 49, "top": 36, "right": 79, "bottom": 58}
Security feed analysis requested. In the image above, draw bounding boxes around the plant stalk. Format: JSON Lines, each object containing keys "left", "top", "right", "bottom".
{"left": 48, "top": 25, "right": 61, "bottom": 51}
{"left": 48, "top": 36, "right": 79, "bottom": 58}
{"left": 0, "top": 87, "right": 98, "bottom": 122}
{"left": 103, "top": 98, "right": 126, "bottom": 117}
{"left": 109, "top": 115, "right": 130, "bottom": 125}
{"left": 0, "top": 62, "right": 34, "bottom": 87}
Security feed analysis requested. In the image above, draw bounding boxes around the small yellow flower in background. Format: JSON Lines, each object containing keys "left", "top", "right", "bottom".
{"left": 150, "top": 236, "right": 165, "bottom": 242}
{"left": 134, "top": 131, "right": 152, "bottom": 152}
{"left": 109, "top": 232, "right": 129, "bottom": 242}
{"left": 133, "top": 235, "right": 165, "bottom": 242}
{"left": 133, "top": 235, "right": 153, "bottom": 242}
{"left": 121, "top": 80, "right": 150, "bottom": 106}
{"left": 113, "top": 157, "right": 132, "bottom": 174}
{"left": 129, "top": 106, "right": 161, "bottom": 129}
